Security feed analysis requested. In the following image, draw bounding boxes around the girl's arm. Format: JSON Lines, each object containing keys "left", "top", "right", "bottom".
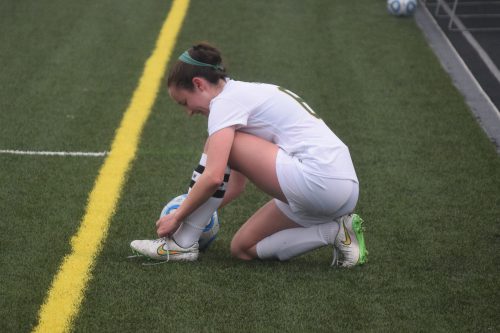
{"left": 156, "top": 127, "right": 235, "bottom": 237}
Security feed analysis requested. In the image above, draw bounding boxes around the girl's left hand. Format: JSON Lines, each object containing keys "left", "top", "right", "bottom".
{"left": 156, "top": 212, "right": 182, "bottom": 237}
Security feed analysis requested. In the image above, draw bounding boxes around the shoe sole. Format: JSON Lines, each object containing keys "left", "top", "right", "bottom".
{"left": 351, "top": 214, "right": 368, "bottom": 265}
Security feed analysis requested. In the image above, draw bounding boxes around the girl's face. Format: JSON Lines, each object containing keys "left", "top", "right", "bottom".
{"left": 168, "top": 77, "right": 224, "bottom": 117}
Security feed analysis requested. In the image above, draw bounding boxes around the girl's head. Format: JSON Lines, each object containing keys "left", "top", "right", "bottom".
{"left": 167, "top": 42, "right": 227, "bottom": 91}
{"left": 167, "top": 43, "right": 228, "bottom": 116}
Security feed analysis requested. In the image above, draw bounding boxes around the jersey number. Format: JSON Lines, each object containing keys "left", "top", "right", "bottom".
{"left": 278, "top": 86, "right": 320, "bottom": 119}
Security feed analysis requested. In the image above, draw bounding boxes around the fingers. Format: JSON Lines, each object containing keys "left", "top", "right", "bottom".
{"left": 156, "top": 214, "right": 169, "bottom": 228}
{"left": 155, "top": 213, "right": 178, "bottom": 237}
{"left": 157, "top": 224, "right": 176, "bottom": 238}
{"left": 157, "top": 228, "right": 168, "bottom": 238}
{"left": 156, "top": 222, "right": 168, "bottom": 237}
{"left": 156, "top": 218, "right": 169, "bottom": 236}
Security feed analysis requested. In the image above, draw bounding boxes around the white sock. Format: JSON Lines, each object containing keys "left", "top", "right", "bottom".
{"left": 256, "top": 221, "right": 339, "bottom": 261}
{"left": 173, "top": 153, "right": 230, "bottom": 248}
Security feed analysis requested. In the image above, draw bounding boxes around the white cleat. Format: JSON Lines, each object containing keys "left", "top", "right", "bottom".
{"left": 130, "top": 237, "right": 199, "bottom": 262}
{"left": 332, "top": 214, "right": 368, "bottom": 268}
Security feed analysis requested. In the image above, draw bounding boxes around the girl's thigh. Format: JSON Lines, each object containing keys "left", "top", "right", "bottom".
{"left": 228, "top": 132, "right": 287, "bottom": 203}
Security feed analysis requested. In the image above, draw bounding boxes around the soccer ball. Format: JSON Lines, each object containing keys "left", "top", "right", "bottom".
{"left": 387, "top": 0, "right": 417, "bottom": 16}
{"left": 160, "top": 194, "right": 219, "bottom": 251}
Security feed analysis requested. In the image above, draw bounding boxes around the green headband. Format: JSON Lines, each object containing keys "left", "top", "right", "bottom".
{"left": 179, "top": 51, "right": 223, "bottom": 71}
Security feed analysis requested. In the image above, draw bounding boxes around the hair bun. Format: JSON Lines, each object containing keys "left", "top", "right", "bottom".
{"left": 167, "top": 42, "right": 227, "bottom": 89}
{"left": 190, "top": 42, "right": 223, "bottom": 68}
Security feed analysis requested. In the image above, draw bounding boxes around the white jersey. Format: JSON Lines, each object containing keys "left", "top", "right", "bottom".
{"left": 208, "top": 80, "right": 358, "bottom": 182}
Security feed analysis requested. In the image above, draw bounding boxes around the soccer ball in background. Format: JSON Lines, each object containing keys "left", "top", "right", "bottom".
{"left": 387, "top": 0, "right": 418, "bottom": 16}
{"left": 160, "top": 194, "right": 220, "bottom": 251}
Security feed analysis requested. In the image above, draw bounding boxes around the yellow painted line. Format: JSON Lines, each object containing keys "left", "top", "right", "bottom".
{"left": 32, "top": 1, "right": 190, "bottom": 332}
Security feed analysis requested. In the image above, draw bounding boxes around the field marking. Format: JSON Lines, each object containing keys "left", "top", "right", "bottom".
{"left": 0, "top": 149, "right": 108, "bottom": 157}
{"left": 32, "top": 1, "right": 190, "bottom": 332}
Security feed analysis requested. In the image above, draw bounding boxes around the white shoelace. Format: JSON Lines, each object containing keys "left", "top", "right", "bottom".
{"left": 331, "top": 248, "right": 339, "bottom": 267}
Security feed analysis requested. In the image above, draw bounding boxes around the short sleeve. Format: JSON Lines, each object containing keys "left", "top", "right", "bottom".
{"left": 208, "top": 98, "right": 249, "bottom": 136}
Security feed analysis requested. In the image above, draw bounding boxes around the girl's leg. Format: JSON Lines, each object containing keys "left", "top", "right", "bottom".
{"left": 176, "top": 131, "right": 281, "bottom": 248}
{"left": 174, "top": 152, "right": 231, "bottom": 248}
{"left": 227, "top": 132, "right": 339, "bottom": 261}
{"left": 230, "top": 200, "right": 300, "bottom": 259}
{"left": 231, "top": 200, "right": 339, "bottom": 261}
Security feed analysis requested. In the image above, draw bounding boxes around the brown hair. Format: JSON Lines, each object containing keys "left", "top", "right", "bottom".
{"left": 167, "top": 42, "right": 227, "bottom": 90}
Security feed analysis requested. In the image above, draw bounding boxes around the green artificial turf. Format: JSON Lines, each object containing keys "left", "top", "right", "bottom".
{"left": 0, "top": 0, "right": 171, "bottom": 331}
{"left": 1, "top": 0, "right": 499, "bottom": 332}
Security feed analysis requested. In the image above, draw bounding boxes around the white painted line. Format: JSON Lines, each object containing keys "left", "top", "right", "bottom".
{"left": 0, "top": 149, "right": 108, "bottom": 157}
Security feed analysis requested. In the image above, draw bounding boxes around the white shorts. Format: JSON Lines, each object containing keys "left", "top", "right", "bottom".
{"left": 275, "top": 149, "right": 359, "bottom": 227}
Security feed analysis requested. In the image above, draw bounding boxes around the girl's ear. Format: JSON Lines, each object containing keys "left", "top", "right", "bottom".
{"left": 192, "top": 77, "right": 205, "bottom": 91}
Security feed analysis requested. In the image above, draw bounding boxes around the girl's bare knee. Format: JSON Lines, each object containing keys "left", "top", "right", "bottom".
{"left": 230, "top": 238, "right": 254, "bottom": 261}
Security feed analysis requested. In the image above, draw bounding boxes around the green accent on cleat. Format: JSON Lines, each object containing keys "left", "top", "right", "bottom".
{"left": 351, "top": 214, "right": 368, "bottom": 265}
